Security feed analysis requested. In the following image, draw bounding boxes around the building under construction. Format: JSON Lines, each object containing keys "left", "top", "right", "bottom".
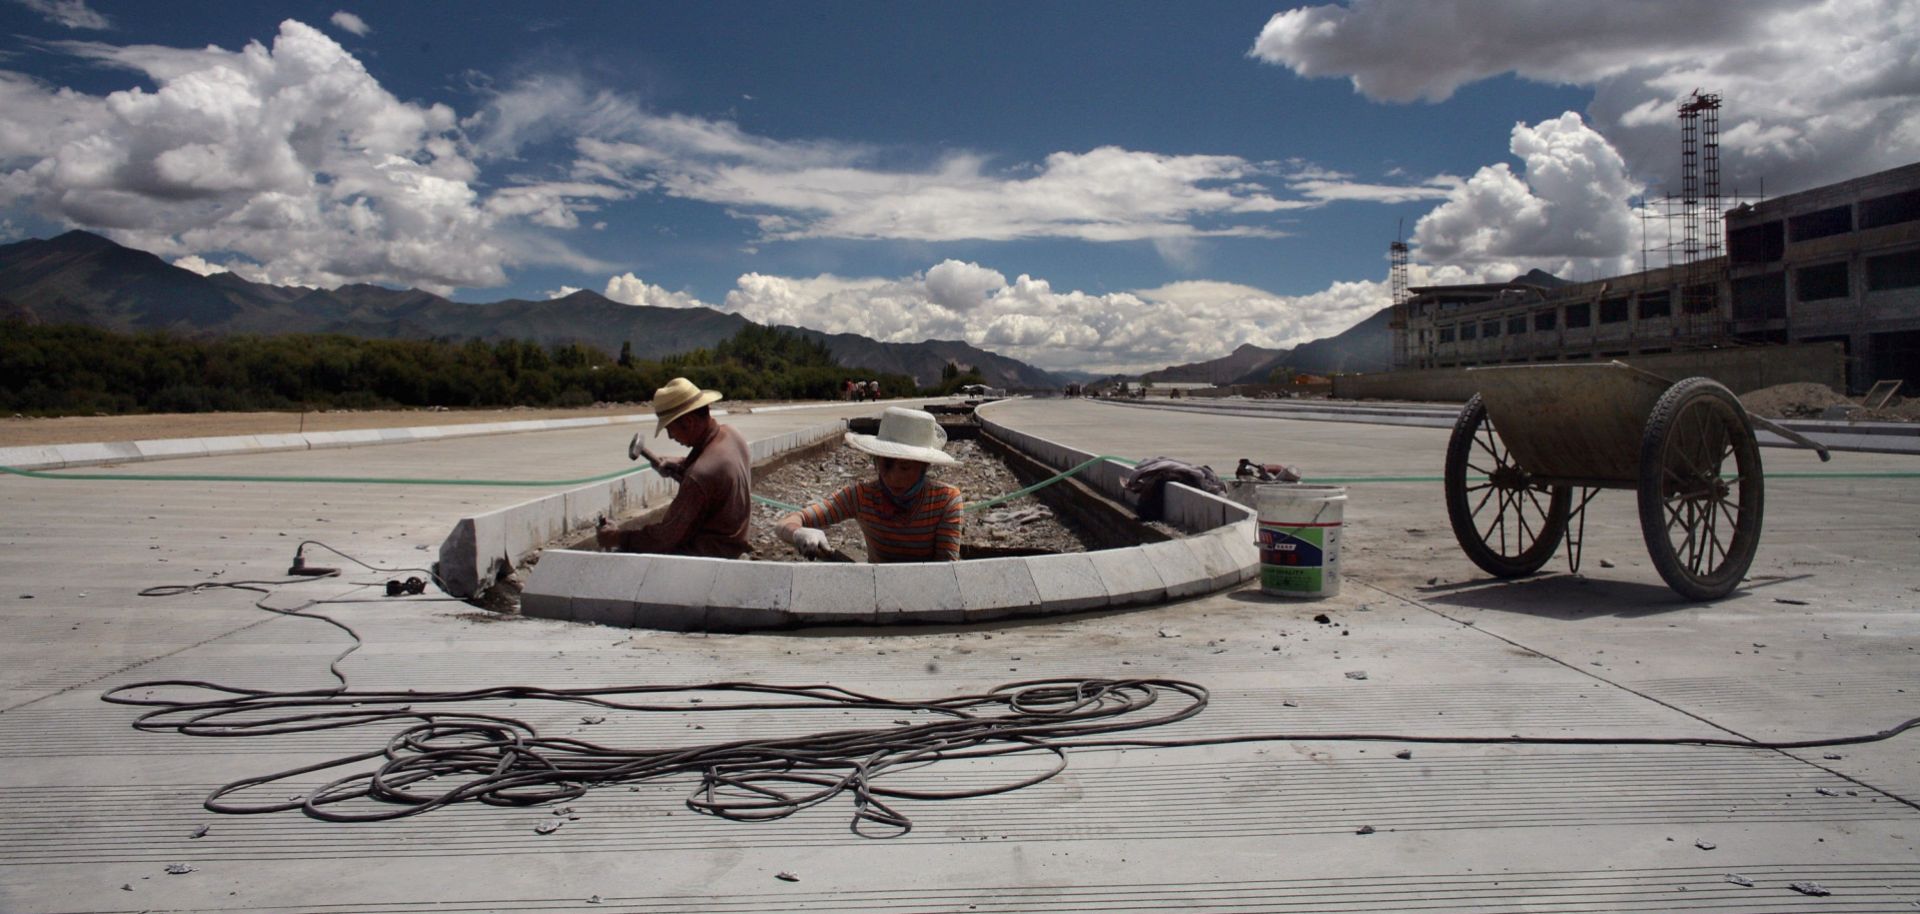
{"left": 1393, "top": 159, "right": 1920, "bottom": 393}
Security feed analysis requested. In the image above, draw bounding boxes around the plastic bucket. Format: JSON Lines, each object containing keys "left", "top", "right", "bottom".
{"left": 1256, "top": 484, "right": 1346, "bottom": 598}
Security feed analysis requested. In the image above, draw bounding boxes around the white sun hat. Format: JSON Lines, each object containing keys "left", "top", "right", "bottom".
{"left": 650, "top": 377, "right": 724, "bottom": 436}
{"left": 846, "top": 407, "right": 958, "bottom": 466}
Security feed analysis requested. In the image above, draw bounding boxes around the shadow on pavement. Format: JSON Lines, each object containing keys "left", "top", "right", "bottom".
{"left": 1415, "top": 573, "right": 1712, "bottom": 620}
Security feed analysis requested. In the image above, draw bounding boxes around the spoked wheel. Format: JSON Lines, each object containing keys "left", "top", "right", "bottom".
{"left": 1445, "top": 394, "right": 1572, "bottom": 577}
{"left": 1637, "top": 378, "right": 1765, "bottom": 600}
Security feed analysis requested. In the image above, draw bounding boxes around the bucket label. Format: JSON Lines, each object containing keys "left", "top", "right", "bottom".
{"left": 1259, "top": 523, "right": 1335, "bottom": 593}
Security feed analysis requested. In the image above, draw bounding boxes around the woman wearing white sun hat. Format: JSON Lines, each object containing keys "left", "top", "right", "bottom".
{"left": 777, "top": 407, "right": 963, "bottom": 563}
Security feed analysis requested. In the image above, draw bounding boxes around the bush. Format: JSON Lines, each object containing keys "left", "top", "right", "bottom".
{"left": 0, "top": 320, "right": 932, "bottom": 417}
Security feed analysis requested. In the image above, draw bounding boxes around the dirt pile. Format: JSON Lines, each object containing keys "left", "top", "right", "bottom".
{"left": 747, "top": 438, "right": 1092, "bottom": 562}
{"left": 1741, "top": 382, "right": 1919, "bottom": 422}
{"left": 1741, "top": 383, "right": 1852, "bottom": 419}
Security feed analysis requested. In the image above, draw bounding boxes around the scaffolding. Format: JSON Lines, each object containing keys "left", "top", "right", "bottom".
{"left": 1389, "top": 240, "right": 1410, "bottom": 366}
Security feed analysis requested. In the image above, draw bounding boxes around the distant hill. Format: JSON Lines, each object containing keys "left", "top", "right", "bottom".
{"left": 1142, "top": 342, "right": 1287, "bottom": 384}
{"left": 0, "top": 231, "right": 1061, "bottom": 389}
{"left": 1232, "top": 305, "right": 1395, "bottom": 382}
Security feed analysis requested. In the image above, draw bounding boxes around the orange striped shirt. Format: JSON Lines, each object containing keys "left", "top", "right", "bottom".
{"left": 798, "top": 480, "right": 963, "bottom": 563}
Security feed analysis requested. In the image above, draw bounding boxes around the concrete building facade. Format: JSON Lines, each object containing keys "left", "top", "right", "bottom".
{"left": 1394, "top": 161, "right": 1920, "bottom": 392}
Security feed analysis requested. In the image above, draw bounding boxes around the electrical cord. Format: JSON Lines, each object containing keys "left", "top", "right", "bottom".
{"left": 113, "top": 542, "right": 1920, "bottom": 834}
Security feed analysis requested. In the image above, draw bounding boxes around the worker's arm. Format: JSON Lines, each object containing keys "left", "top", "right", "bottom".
{"left": 605, "top": 477, "right": 709, "bottom": 553}
{"left": 932, "top": 489, "right": 963, "bottom": 561}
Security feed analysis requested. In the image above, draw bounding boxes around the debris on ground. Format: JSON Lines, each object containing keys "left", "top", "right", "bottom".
{"left": 1694, "top": 839, "right": 1716, "bottom": 850}
{"left": 164, "top": 863, "right": 195, "bottom": 875}
{"left": 1788, "top": 881, "right": 1832, "bottom": 896}
{"left": 188, "top": 824, "right": 209, "bottom": 839}
{"left": 535, "top": 818, "right": 566, "bottom": 835}
{"left": 1345, "top": 670, "right": 1369, "bottom": 680}
{"left": 1394, "top": 749, "right": 1413, "bottom": 760}
{"left": 1355, "top": 825, "right": 1375, "bottom": 835}
{"left": 1724, "top": 874, "right": 1754, "bottom": 887}
{"left": 776, "top": 872, "right": 800, "bottom": 882}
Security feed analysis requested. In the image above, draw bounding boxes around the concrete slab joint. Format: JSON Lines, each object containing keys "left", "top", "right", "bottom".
{"left": 494, "top": 405, "right": 1257, "bottom": 631}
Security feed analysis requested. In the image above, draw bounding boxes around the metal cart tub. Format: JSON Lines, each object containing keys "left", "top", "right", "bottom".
{"left": 1443, "top": 362, "right": 1830, "bottom": 601}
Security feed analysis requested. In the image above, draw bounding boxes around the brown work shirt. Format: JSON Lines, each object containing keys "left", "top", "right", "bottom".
{"left": 614, "top": 422, "right": 752, "bottom": 558}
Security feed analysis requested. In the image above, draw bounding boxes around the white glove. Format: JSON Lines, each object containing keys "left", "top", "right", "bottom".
{"left": 791, "top": 527, "right": 830, "bottom": 558}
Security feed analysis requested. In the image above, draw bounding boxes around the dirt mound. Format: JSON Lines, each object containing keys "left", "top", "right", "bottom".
{"left": 1740, "top": 382, "right": 1851, "bottom": 419}
{"left": 1741, "top": 382, "right": 1920, "bottom": 422}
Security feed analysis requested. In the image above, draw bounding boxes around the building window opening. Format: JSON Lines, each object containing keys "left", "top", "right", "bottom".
{"left": 1859, "top": 188, "right": 1920, "bottom": 230}
{"left": 1788, "top": 205, "right": 1852, "bottom": 242}
{"left": 1731, "top": 273, "right": 1787, "bottom": 321}
{"left": 1482, "top": 320, "right": 1501, "bottom": 338}
{"left": 1565, "top": 303, "right": 1591, "bottom": 328}
{"left": 1533, "top": 310, "right": 1557, "bottom": 332}
{"left": 1795, "top": 261, "right": 1850, "bottom": 301}
{"left": 1438, "top": 326, "right": 1456, "bottom": 344}
{"left": 1460, "top": 323, "right": 1478, "bottom": 341}
{"left": 1638, "top": 290, "right": 1673, "bottom": 319}
{"left": 1599, "top": 297, "right": 1629, "bottom": 323}
{"left": 1507, "top": 315, "right": 1527, "bottom": 335}
{"left": 1728, "top": 220, "right": 1785, "bottom": 263}
{"left": 1866, "top": 250, "right": 1920, "bottom": 291}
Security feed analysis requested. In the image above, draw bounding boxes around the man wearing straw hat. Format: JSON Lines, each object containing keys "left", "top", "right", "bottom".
{"left": 597, "top": 377, "right": 752, "bottom": 558}
{"left": 775, "top": 406, "right": 963, "bottom": 563}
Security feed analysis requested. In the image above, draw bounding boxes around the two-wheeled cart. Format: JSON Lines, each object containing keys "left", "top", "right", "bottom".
{"left": 1443, "top": 362, "right": 1830, "bottom": 600}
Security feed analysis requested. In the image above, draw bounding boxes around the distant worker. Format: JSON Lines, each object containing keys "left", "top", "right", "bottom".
{"left": 777, "top": 407, "right": 963, "bottom": 563}
{"left": 598, "top": 377, "right": 752, "bottom": 558}
{"left": 869, "top": 379, "right": 882, "bottom": 401}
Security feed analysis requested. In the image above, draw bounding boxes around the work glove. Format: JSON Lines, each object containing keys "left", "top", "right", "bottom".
{"left": 791, "top": 527, "right": 830, "bottom": 558}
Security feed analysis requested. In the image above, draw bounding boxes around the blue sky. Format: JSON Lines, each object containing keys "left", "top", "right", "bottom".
{"left": 3, "top": 1, "right": 1917, "bottom": 372}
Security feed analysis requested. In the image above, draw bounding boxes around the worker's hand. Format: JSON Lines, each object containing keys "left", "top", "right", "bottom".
{"left": 595, "top": 520, "right": 621, "bottom": 550}
{"left": 655, "top": 457, "right": 685, "bottom": 481}
{"left": 791, "top": 527, "right": 830, "bottom": 558}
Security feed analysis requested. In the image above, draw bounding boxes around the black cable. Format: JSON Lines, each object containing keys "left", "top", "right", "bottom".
{"left": 116, "top": 544, "right": 1920, "bottom": 834}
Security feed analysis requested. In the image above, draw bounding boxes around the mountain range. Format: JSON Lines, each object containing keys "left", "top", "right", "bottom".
{"left": 0, "top": 229, "right": 1408, "bottom": 389}
{"left": 1141, "top": 304, "right": 1395, "bottom": 384}
{"left": 0, "top": 231, "right": 1061, "bottom": 389}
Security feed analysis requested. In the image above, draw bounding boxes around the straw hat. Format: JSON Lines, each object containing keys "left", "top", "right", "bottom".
{"left": 650, "top": 377, "right": 723, "bottom": 436}
{"left": 846, "top": 407, "right": 957, "bottom": 466}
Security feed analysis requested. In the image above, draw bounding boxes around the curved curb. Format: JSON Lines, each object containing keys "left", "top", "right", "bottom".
{"left": 515, "top": 401, "right": 1258, "bottom": 631}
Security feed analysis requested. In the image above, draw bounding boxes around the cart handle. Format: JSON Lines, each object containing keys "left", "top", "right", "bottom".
{"left": 1746, "top": 412, "right": 1832, "bottom": 462}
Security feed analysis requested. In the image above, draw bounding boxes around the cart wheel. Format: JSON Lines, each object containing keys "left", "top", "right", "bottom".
{"left": 1445, "top": 394, "right": 1572, "bottom": 577}
{"left": 1637, "top": 378, "right": 1764, "bottom": 600}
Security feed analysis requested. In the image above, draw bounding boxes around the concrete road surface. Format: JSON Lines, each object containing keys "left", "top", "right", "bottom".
{"left": 3, "top": 398, "right": 1916, "bottom": 912}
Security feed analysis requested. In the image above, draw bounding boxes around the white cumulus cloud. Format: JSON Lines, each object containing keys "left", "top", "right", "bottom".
{"left": 329, "top": 11, "right": 371, "bottom": 36}
{"left": 1251, "top": 0, "right": 1920, "bottom": 195}
{"left": 1412, "top": 112, "right": 1642, "bottom": 279}
{"left": 171, "top": 254, "right": 229, "bottom": 276}
{"left": 602, "top": 272, "right": 704, "bottom": 309}
{"left": 0, "top": 20, "right": 620, "bottom": 294}
{"left": 587, "top": 259, "right": 1500, "bottom": 374}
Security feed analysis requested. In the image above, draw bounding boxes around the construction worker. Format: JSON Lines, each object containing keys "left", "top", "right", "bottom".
{"left": 597, "top": 377, "right": 752, "bottom": 558}
{"left": 776, "top": 407, "right": 963, "bottom": 562}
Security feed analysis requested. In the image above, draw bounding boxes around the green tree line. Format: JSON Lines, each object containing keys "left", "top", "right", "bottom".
{"left": 0, "top": 321, "right": 932, "bottom": 416}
